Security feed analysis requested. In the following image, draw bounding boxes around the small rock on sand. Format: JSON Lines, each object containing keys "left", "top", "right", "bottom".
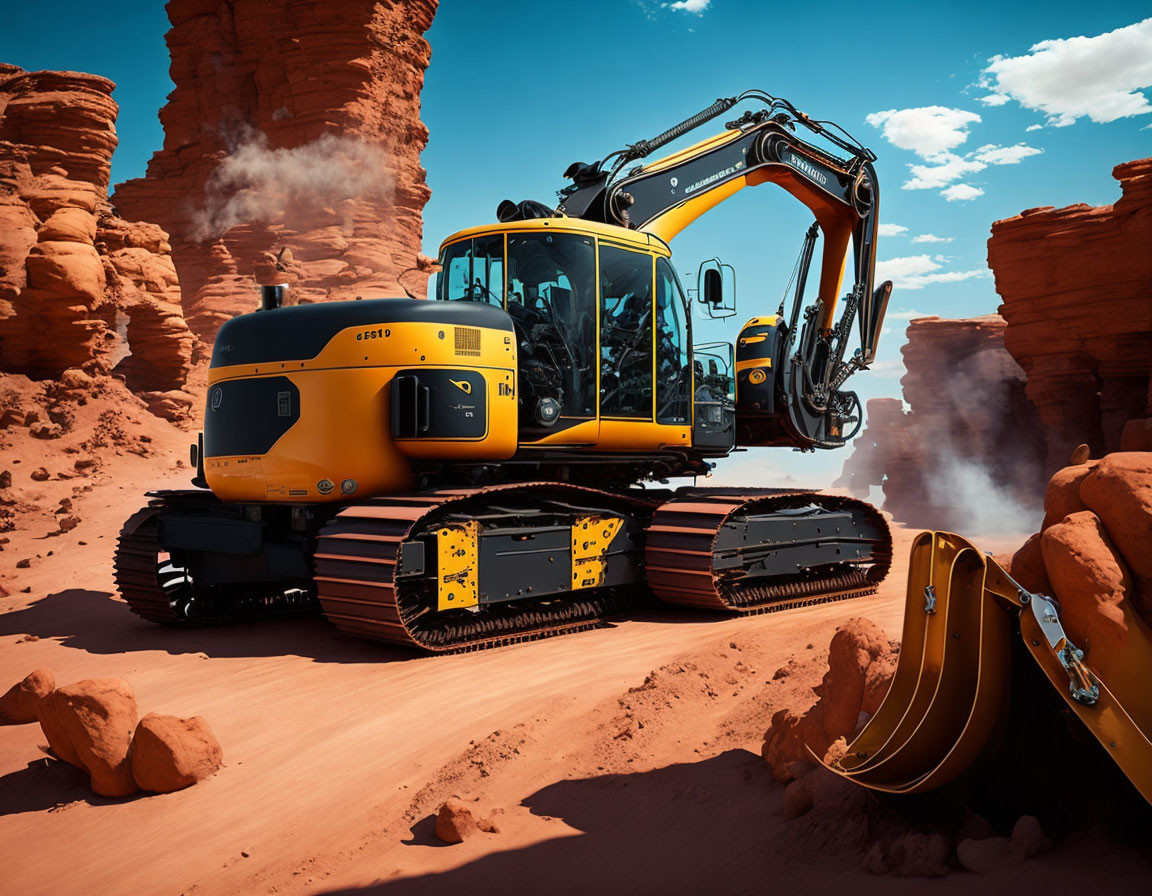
{"left": 0, "top": 668, "right": 55, "bottom": 724}
{"left": 1010, "top": 815, "right": 1052, "bottom": 858}
{"left": 435, "top": 799, "right": 479, "bottom": 843}
{"left": 887, "top": 831, "right": 951, "bottom": 877}
{"left": 434, "top": 799, "right": 499, "bottom": 843}
{"left": 956, "top": 836, "right": 1023, "bottom": 873}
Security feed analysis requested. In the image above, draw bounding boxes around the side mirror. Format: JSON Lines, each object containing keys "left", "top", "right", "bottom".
{"left": 694, "top": 258, "right": 736, "bottom": 319}
{"left": 703, "top": 268, "right": 722, "bottom": 306}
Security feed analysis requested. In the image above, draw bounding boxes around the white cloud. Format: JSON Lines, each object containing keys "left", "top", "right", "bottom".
{"left": 980, "top": 18, "right": 1152, "bottom": 127}
{"left": 912, "top": 233, "right": 953, "bottom": 244}
{"left": 972, "top": 143, "right": 1043, "bottom": 165}
{"left": 1025, "top": 124, "right": 1043, "bottom": 132}
{"left": 901, "top": 142, "right": 1042, "bottom": 191}
{"left": 886, "top": 307, "right": 932, "bottom": 320}
{"left": 979, "top": 93, "right": 1011, "bottom": 107}
{"left": 868, "top": 107, "right": 1041, "bottom": 200}
{"left": 878, "top": 223, "right": 909, "bottom": 236}
{"left": 903, "top": 153, "right": 987, "bottom": 189}
{"left": 876, "top": 255, "right": 991, "bottom": 289}
{"left": 667, "top": 0, "right": 710, "bottom": 12}
{"left": 865, "top": 106, "right": 982, "bottom": 160}
{"left": 942, "top": 183, "right": 985, "bottom": 201}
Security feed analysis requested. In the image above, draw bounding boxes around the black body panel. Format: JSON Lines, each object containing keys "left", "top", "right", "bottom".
{"left": 713, "top": 504, "right": 886, "bottom": 580}
{"left": 211, "top": 298, "right": 514, "bottom": 368}
{"left": 203, "top": 376, "right": 299, "bottom": 457}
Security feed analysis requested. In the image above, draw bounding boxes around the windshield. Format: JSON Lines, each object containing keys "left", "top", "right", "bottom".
{"left": 507, "top": 232, "right": 597, "bottom": 424}
{"left": 437, "top": 235, "right": 504, "bottom": 306}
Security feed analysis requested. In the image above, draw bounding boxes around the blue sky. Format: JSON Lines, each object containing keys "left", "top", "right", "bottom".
{"left": 3, "top": 2, "right": 1149, "bottom": 485}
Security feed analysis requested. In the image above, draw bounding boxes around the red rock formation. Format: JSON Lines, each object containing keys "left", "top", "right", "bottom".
{"left": 97, "top": 208, "right": 195, "bottom": 418}
{"left": 1010, "top": 452, "right": 1152, "bottom": 636}
{"left": 837, "top": 315, "right": 1045, "bottom": 529}
{"left": 989, "top": 159, "right": 1152, "bottom": 471}
{"left": 832, "top": 397, "right": 906, "bottom": 496}
{"left": 0, "top": 66, "right": 118, "bottom": 372}
{"left": 113, "top": 0, "right": 439, "bottom": 344}
{"left": 0, "top": 65, "right": 194, "bottom": 419}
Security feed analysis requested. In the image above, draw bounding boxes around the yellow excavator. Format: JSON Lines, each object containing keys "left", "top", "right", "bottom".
{"left": 115, "top": 90, "right": 896, "bottom": 652}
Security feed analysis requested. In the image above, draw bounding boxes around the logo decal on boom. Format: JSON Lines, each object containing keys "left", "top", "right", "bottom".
{"left": 450, "top": 379, "right": 472, "bottom": 394}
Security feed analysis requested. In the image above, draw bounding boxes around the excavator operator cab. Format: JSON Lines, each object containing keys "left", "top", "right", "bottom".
{"left": 435, "top": 220, "right": 728, "bottom": 455}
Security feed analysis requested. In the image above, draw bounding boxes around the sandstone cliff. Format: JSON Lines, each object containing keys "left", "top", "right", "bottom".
{"left": 836, "top": 314, "right": 1045, "bottom": 529}
{"left": 989, "top": 159, "right": 1152, "bottom": 471}
{"left": 0, "top": 65, "right": 193, "bottom": 419}
{"left": 113, "top": 0, "right": 439, "bottom": 344}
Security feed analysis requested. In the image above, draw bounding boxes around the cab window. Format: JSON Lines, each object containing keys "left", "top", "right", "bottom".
{"left": 655, "top": 258, "right": 691, "bottom": 424}
{"left": 600, "top": 245, "right": 653, "bottom": 419}
{"left": 437, "top": 235, "right": 504, "bottom": 306}
{"left": 507, "top": 232, "right": 597, "bottom": 421}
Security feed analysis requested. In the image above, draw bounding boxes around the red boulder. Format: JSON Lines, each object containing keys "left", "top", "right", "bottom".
{"left": 37, "top": 678, "right": 139, "bottom": 797}
{"left": 0, "top": 668, "right": 55, "bottom": 724}
{"left": 131, "top": 713, "right": 223, "bottom": 793}
{"left": 1041, "top": 512, "right": 1130, "bottom": 652}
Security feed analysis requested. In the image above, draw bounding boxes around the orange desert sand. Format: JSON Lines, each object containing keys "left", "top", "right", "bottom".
{"left": 2, "top": 389, "right": 1151, "bottom": 894}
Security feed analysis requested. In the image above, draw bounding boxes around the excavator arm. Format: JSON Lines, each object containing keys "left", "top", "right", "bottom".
{"left": 551, "top": 91, "right": 890, "bottom": 368}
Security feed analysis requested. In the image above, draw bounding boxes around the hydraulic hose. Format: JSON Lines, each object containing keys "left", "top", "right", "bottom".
{"left": 624, "top": 96, "right": 739, "bottom": 162}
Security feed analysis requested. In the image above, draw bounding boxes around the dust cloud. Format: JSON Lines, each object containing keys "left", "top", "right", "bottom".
{"left": 191, "top": 128, "right": 393, "bottom": 240}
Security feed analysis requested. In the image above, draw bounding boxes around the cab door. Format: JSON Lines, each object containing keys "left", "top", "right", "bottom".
{"left": 598, "top": 243, "right": 654, "bottom": 426}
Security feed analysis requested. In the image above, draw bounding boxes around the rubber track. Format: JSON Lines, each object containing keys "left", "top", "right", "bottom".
{"left": 114, "top": 500, "right": 191, "bottom": 625}
{"left": 313, "top": 484, "right": 655, "bottom": 654}
{"left": 644, "top": 489, "right": 892, "bottom": 613}
{"left": 114, "top": 495, "right": 318, "bottom": 626}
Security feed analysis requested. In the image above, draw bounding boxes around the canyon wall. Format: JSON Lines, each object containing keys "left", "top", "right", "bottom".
{"left": 113, "top": 0, "right": 439, "bottom": 344}
{"left": 839, "top": 157, "right": 1151, "bottom": 528}
{"left": 989, "top": 159, "right": 1152, "bottom": 470}
{"left": 836, "top": 314, "right": 1045, "bottom": 530}
{"left": 0, "top": 65, "right": 193, "bottom": 419}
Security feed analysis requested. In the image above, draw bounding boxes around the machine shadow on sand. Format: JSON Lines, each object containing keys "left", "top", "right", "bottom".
{"left": 0, "top": 588, "right": 756, "bottom": 663}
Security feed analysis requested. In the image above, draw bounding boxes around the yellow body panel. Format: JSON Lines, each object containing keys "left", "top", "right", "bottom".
{"left": 440, "top": 218, "right": 671, "bottom": 258}
{"left": 598, "top": 420, "right": 692, "bottom": 451}
{"left": 206, "top": 319, "right": 518, "bottom": 502}
{"left": 572, "top": 516, "right": 624, "bottom": 590}
{"left": 437, "top": 521, "right": 480, "bottom": 611}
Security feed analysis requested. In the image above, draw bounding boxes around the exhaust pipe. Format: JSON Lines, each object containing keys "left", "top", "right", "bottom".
{"left": 260, "top": 283, "right": 288, "bottom": 311}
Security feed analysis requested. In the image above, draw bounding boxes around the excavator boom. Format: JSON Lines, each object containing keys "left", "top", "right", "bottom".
{"left": 553, "top": 91, "right": 889, "bottom": 366}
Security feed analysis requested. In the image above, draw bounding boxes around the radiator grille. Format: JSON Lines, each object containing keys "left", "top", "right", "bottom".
{"left": 454, "top": 327, "right": 481, "bottom": 356}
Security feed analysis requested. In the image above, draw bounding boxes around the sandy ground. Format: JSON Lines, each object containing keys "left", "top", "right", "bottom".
{"left": 2, "top": 414, "right": 1149, "bottom": 894}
